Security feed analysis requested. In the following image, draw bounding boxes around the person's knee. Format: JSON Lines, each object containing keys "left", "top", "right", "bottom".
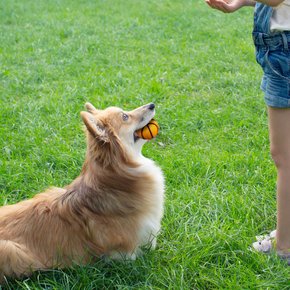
{"left": 270, "top": 145, "right": 290, "bottom": 170}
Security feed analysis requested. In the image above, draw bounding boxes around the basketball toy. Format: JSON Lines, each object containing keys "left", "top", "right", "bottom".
{"left": 136, "top": 119, "right": 159, "bottom": 140}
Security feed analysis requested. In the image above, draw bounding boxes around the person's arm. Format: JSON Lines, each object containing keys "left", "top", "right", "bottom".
{"left": 205, "top": 0, "right": 284, "bottom": 13}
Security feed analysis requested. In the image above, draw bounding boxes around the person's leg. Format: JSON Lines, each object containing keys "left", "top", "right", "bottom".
{"left": 268, "top": 107, "right": 290, "bottom": 253}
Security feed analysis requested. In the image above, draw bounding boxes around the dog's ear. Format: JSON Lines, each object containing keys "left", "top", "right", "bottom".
{"left": 80, "top": 111, "right": 109, "bottom": 143}
{"left": 85, "top": 102, "right": 101, "bottom": 115}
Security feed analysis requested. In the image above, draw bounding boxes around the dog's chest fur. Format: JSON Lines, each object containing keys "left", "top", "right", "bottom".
{"left": 135, "top": 156, "right": 165, "bottom": 246}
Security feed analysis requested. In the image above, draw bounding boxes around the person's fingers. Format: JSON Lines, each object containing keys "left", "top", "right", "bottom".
{"left": 205, "top": 0, "right": 215, "bottom": 8}
{"left": 205, "top": 0, "right": 232, "bottom": 12}
{"left": 209, "top": 0, "right": 235, "bottom": 12}
{"left": 205, "top": 0, "right": 213, "bottom": 8}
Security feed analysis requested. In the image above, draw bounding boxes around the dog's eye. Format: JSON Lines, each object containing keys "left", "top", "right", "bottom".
{"left": 122, "top": 113, "right": 129, "bottom": 121}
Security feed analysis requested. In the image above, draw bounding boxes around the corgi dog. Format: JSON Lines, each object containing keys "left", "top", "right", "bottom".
{"left": 0, "top": 102, "right": 164, "bottom": 282}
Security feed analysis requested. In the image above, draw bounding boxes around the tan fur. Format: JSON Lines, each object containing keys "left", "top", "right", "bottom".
{"left": 0, "top": 103, "right": 164, "bottom": 282}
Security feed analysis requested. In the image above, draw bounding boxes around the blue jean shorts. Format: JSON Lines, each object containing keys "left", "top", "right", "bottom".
{"left": 253, "top": 32, "right": 290, "bottom": 108}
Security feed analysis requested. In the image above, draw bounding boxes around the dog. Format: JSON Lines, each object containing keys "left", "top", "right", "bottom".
{"left": 0, "top": 102, "right": 164, "bottom": 282}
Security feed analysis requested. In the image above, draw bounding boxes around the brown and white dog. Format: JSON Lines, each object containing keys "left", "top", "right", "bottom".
{"left": 0, "top": 102, "right": 164, "bottom": 282}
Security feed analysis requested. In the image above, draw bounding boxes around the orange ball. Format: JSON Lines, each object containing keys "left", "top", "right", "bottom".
{"left": 136, "top": 119, "right": 159, "bottom": 140}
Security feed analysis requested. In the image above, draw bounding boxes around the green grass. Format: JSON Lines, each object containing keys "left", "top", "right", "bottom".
{"left": 1, "top": 0, "right": 289, "bottom": 288}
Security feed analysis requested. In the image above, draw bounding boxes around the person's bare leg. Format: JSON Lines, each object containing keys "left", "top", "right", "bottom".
{"left": 268, "top": 107, "right": 290, "bottom": 253}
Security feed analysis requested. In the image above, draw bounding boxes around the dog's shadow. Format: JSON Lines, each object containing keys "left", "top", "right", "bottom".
{"left": 2, "top": 248, "right": 157, "bottom": 289}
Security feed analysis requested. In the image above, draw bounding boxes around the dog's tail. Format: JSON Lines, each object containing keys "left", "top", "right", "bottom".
{"left": 0, "top": 240, "right": 44, "bottom": 283}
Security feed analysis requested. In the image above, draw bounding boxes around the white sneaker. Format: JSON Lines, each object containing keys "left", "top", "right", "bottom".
{"left": 252, "top": 230, "right": 290, "bottom": 265}
{"left": 252, "top": 231, "right": 275, "bottom": 253}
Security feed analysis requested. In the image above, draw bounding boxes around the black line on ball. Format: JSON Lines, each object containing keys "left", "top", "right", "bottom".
{"left": 141, "top": 129, "right": 145, "bottom": 139}
{"left": 148, "top": 125, "right": 154, "bottom": 138}
{"left": 150, "top": 124, "right": 159, "bottom": 134}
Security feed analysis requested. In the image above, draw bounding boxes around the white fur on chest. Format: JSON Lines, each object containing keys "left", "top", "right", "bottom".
{"left": 136, "top": 156, "right": 165, "bottom": 248}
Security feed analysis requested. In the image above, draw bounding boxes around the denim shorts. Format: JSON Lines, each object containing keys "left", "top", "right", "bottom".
{"left": 253, "top": 32, "right": 290, "bottom": 108}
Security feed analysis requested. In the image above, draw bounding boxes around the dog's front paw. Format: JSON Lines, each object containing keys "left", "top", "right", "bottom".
{"left": 107, "top": 250, "right": 140, "bottom": 261}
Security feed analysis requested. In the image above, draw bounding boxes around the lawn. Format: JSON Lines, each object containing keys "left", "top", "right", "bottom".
{"left": 1, "top": 0, "right": 289, "bottom": 289}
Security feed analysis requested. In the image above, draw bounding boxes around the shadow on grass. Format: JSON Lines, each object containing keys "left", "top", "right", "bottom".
{"left": 2, "top": 250, "right": 157, "bottom": 290}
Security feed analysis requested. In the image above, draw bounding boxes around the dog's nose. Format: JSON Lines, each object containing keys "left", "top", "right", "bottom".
{"left": 148, "top": 103, "right": 155, "bottom": 110}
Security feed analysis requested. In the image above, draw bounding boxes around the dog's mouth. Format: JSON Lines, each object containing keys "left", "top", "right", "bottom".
{"left": 133, "top": 132, "right": 140, "bottom": 142}
{"left": 134, "top": 122, "right": 147, "bottom": 142}
{"left": 133, "top": 120, "right": 150, "bottom": 142}
{"left": 133, "top": 103, "right": 156, "bottom": 142}
{"left": 133, "top": 118, "right": 157, "bottom": 142}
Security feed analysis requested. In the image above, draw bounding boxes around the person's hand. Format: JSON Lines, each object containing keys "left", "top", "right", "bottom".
{"left": 205, "top": 0, "right": 247, "bottom": 13}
